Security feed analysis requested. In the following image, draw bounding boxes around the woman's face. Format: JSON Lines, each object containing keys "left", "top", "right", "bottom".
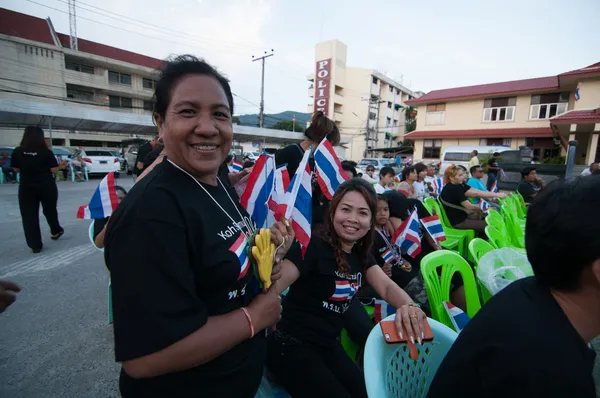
{"left": 157, "top": 74, "right": 233, "bottom": 180}
{"left": 332, "top": 191, "right": 373, "bottom": 244}
{"left": 408, "top": 170, "right": 417, "bottom": 182}
{"left": 450, "top": 169, "right": 466, "bottom": 184}
{"left": 418, "top": 169, "right": 427, "bottom": 181}
{"left": 376, "top": 199, "right": 389, "bottom": 226}
{"left": 116, "top": 190, "right": 126, "bottom": 204}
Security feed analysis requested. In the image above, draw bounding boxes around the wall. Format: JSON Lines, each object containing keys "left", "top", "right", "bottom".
{"left": 573, "top": 78, "right": 600, "bottom": 110}
{"left": 338, "top": 68, "right": 373, "bottom": 161}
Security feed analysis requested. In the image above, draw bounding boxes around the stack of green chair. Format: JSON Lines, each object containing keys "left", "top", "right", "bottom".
{"left": 420, "top": 250, "right": 481, "bottom": 330}
{"left": 423, "top": 197, "right": 473, "bottom": 259}
{"left": 468, "top": 238, "right": 495, "bottom": 303}
{"left": 484, "top": 225, "right": 526, "bottom": 255}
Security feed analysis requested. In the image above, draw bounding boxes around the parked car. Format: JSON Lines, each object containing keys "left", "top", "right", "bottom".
{"left": 0, "top": 146, "right": 15, "bottom": 157}
{"left": 82, "top": 148, "right": 121, "bottom": 177}
{"left": 439, "top": 145, "right": 516, "bottom": 176}
{"left": 244, "top": 151, "right": 260, "bottom": 161}
{"left": 356, "top": 158, "right": 401, "bottom": 176}
{"left": 108, "top": 149, "right": 126, "bottom": 171}
{"left": 51, "top": 146, "right": 74, "bottom": 160}
{"left": 123, "top": 145, "right": 141, "bottom": 174}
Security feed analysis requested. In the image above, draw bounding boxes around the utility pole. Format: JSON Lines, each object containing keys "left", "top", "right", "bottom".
{"left": 68, "top": 0, "right": 78, "bottom": 51}
{"left": 252, "top": 50, "right": 274, "bottom": 128}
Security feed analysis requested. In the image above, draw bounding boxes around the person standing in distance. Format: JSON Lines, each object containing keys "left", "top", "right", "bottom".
{"left": 105, "top": 55, "right": 293, "bottom": 397}
{"left": 133, "top": 136, "right": 159, "bottom": 179}
{"left": 486, "top": 152, "right": 502, "bottom": 191}
{"left": 11, "top": 126, "right": 64, "bottom": 253}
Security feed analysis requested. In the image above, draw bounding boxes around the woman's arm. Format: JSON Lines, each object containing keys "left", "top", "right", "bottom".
{"left": 274, "top": 259, "right": 301, "bottom": 295}
{"left": 94, "top": 223, "right": 108, "bottom": 249}
{"left": 460, "top": 199, "right": 481, "bottom": 212}
{"left": 465, "top": 188, "right": 506, "bottom": 200}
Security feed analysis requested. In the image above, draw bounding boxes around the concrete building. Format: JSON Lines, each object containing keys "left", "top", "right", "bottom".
{"left": 405, "top": 61, "right": 600, "bottom": 165}
{"left": 0, "top": 8, "right": 305, "bottom": 152}
{"left": 307, "top": 40, "right": 419, "bottom": 161}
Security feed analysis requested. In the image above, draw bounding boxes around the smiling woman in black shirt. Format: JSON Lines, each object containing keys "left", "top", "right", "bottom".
{"left": 105, "top": 55, "right": 292, "bottom": 398}
{"left": 267, "top": 178, "right": 426, "bottom": 398}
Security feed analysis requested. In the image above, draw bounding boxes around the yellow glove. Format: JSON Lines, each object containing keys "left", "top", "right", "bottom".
{"left": 251, "top": 228, "right": 275, "bottom": 291}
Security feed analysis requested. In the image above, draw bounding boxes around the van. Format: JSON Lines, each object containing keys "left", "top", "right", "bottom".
{"left": 439, "top": 146, "right": 514, "bottom": 176}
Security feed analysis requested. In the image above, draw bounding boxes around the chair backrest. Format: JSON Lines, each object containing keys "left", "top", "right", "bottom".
{"left": 88, "top": 221, "right": 104, "bottom": 252}
{"left": 423, "top": 197, "right": 437, "bottom": 216}
{"left": 364, "top": 315, "right": 458, "bottom": 398}
{"left": 501, "top": 206, "right": 524, "bottom": 243}
{"left": 431, "top": 197, "right": 452, "bottom": 228}
{"left": 485, "top": 215, "right": 507, "bottom": 237}
{"left": 485, "top": 225, "right": 506, "bottom": 249}
{"left": 468, "top": 238, "right": 494, "bottom": 265}
{"left": 420, "top": 250, "right": 481, "bottom": 329}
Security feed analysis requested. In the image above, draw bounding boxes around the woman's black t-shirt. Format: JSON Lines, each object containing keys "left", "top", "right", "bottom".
{"left": 10, "top": 146, "right": 57, "bottom": 185}
{"left": 105, "top": 160, "right": 263, "bottom": 398}
{"left": 440, "top": 183, "right": 470, "bottom": 226}
{"left": 279, "top": 237, "right": 376, "bottom": 347}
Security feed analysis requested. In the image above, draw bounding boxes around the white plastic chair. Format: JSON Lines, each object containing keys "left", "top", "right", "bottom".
{"left": 364, "top": 315, "right": 458, "bottom": 397}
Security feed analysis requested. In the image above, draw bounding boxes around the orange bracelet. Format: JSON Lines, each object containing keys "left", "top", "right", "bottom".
{"left": 240, "top": 307, "right": 255, "bottom": 338}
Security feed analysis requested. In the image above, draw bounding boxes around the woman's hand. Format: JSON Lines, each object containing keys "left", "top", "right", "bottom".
{"left": 400, "top": 259, "right": 412, "bottom": 273}
{"left": 269, "top": 217, "right": 294, "bottom": 264}
{"left": 382, "top": 263, "right": 393, "bottom": 277}
{"left": 495, "top": 192, "right": 508, "bottom": 199}
{"left": 247, "top": 286, "right": 282, "bottom": 331}
{"left": 396, "top": 303, "right": 427, "bottom": 345}
{"left": 0, "top": 279, "right": 21, "bottom": 314}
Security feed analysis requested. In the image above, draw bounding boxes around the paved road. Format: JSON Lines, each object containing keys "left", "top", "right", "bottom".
{"left": 0, "top": 177, "right": 135, "bottom": 398}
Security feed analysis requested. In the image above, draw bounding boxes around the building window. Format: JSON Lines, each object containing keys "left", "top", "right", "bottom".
{"left": 109, "top": 96, "right": 133, "bottom": 109}
{"left": 372, "top": 76, "right": 378, "bottom": 85}
{"left": 393, "top": 119, "right": 398, "bottom": 126}
{"left": 35, "top": 48, "right": 38, "bottom": 55}
{"left": 108, "top": 71, "right": 132, "bottom": 85}
{"left": 386, "top": 117, "right": 391, "bottom": 127}
{"left": 45, "top": 49, "right": 48, "bottom": 57}
{"left": 387, "top": 101, "right": 392, "bottom": 108}
{"left": 396, "top": 88, "right": 400, "bottom": 95}
{"left": 66, "top": 61, "right": 94, "bottom": 74}
{"left": 143, "top": 100, "right": 153, "bottom": 111}
{"left": 51, "top": 51, "right": 54, "bottom": 58}
{"left": 483, "top": 97, "right": 516, "bottom": 122}
{"left": 142, "top": 78, "right": 156, "bottom": 90}
{"left": 389, "top": 86, "right": 393, "bottom": 93}
{"left": 425, "top": 103, "right": 446, "bottom": 125}
{"left": 423, "top": 139, "right": 442, "bottom": 159}
{"left": 369, "top": 112, "right": 377, "bottom": 120}
{"left": 530, "top": 92, "right": 569, "bottom": 120}
{"left": 66, "top": 86, "right": 94, "bottom": 102}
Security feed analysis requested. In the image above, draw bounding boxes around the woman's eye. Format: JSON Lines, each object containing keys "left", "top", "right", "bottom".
{"left": 215, "top": 111, "right": 230, "bottom": 119}
{"left": 179, "top": 109, "right": 195, "bottom": 116}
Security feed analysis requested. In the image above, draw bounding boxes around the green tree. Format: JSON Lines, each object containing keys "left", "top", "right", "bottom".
{"left": 405, "top": 106, "right": 417, "bottom": 134}
{"left": 270, "top": 120, "right": 304, "bottom": 132}
{"left": 232, "top": 116, "right": 240, "bottom": 125}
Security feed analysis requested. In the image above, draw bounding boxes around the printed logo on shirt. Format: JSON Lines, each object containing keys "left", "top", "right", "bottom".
{"left": 23, "top": 152, "right": 38, "bottom": 156}
{"left": 229, "top": 233, "right": 250, "bottom": 280}
{"left": 329, "top": 280, "right": 359, "bottom": 301}
{"left": 217, "top": 216, "right": 255, "bottom": 240}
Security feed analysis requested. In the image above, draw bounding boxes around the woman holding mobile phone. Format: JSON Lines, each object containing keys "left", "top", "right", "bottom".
{"left": 267, "top": 178, "right": 426, "bottom": 398}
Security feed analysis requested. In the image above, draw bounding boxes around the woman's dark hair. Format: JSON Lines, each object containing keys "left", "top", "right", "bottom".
{"left": 225, "top": 154, "right": 233, "bottom": 163}
{"left": 324, "top": 178, "right": 377, "bottom": 274}
{"left": 20, "top": 126, "right": 48, "bottom": 151}
{"left": 377, "top": 194, "right": 388, "bottom": 203}
{"left": 414, "top": 162, "right": 427, "bottom": 175}
{"left": 341, "top": 160, "right": 357, "bottom": 177}
{"left": 305, "top": 111, "right": 340, "bottom": 146}
{"left": 401, "top": 166, "right": 416, "bottom": 181}
{"left": 114, "top": 185, "right": 128, "bottom": 196}
{"left": 242, "top": 161, "right": 255, "bottom": 169}
{"left": 153, "top": 54, "right": 234, "bottom": 122}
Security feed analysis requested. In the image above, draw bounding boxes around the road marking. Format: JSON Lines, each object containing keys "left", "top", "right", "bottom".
{"left": 0, "top": 244, "right": 100, "bottom": 278}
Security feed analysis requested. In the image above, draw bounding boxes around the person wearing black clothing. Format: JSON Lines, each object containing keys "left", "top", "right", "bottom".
{"left": 104, "top": 55, "right": 293, "bottom": 397}
{"left": 428, "top": 176, "right": 600, "bottom": 397}
{"left": 486, "top": 151, "right": 502, "bottom": 191}
{"left": 11, "top": 126, "right": 64, "bottom": 253}
{"left": 517, "top": 166, "right": 544, "bottom": 204}
{"left": 439, "top": 165, "right": 486, "bottom": 235}
{"left": 268, "top": 179, "right": 426, "bottom": 398}
{"left": 133, "top": 137, "right": 158, "bottom": 176}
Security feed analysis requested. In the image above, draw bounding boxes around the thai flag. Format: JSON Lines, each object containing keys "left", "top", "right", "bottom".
{"left": 329, "top": 280, "right": 359, "bottom": 302}
{"left": 433, "top": 177, "right": 444, "bottom": 195}
{"left": 391, "top": 208, "right": 421, "bottom": 258}
{"left": 314, "top": 137, "right": 349, "bottom": 200}
{"left": 381, "top": 248, "right": 395, "bottom": 263}
{"left": 267, "top": 165, "right": 290, "bottom": 225}
{"left": 479, "top": 199, "right": 491, "bottom": 214}
{"left": 443, "top": 301, "right": 471, "bottom": 332}
{"left": 490, "top": 180, "right": 498, "bottom": 193}
{"left": 276, "top": 147, "right": 312, "bottom": 256}
{"left": 374, "top": 299, "right": 396, "bottom": 323}
{"left": 574, "top": 82, "right": 581, "bottom": 101}
{"left": 240, "top": 154, "right": 275, "bottom": 228}
{"left": 420, "top": 215, "right": 446, "bottom": 242}
{"left": 229, "top": 233, "right": 250, "bottom": 280}
{"left": 231, "top": 160, "right": 243, "bottom": 173}
{"left": 76, "top": 172, "right": 118, "bottom": 219}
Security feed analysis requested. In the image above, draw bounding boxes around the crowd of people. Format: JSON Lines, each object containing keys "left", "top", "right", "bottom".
{"left": 0, "top": 53, "right": 598, "bottom": 398}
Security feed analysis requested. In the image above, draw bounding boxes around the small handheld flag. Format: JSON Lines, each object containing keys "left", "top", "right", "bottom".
{"left": 229, "top": 233, "right": 250, "bottom": 280}
{"left": 433, "top": 177, "right": 444, "bottom": 195}
{"left": 267, "top": 165, "right": 291, "bottom": 225}
{"left": 479, "top": 199, "right": 491, "bottom": 214}
{"left": 240, "top": 154, "right": 275, "bottom": 228}
{"left": 77, "top": 172, "right": 118, "bottom": 219}
{"left": 574, "top": 82, "right": 581, "bottom": 102}
{"left": 391, "top": 208, "right": 422, "bottom": 258}
{"left": 314, "top": 137, "right": 349, "bottom": 200}
{"left": 443, "top": 301, "right": 471, "bottom": 332}
{"left": 420, "top": 215, "right": 446, "bottom": 242}
{"left": 231, "top": 160, "right": 243, "bottom": 173}
{"left": 490, "top": 180, "right": 498, "bottom": 193}
{"left": 374, "top": 299, "right": 396, "bottom": 323}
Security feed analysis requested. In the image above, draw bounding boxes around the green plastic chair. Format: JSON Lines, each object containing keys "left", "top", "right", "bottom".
{"left": 485, "top": 226, "right": 526, "bottom": 255}
{"left": 501, "top": 205, "right": 525, "bottom": 248}
{"left": 423, "top": 198, "right": 470, "bottom": 257}
{"left": 468, "top": 238, "right": 494, "bottom": 265}
{"left": 420, "top": 250, "right": 481, "bottom": 330}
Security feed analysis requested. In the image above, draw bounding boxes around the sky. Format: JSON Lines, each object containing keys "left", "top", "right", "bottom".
{"left": 3, "top": 0, "right": 600, "bottom": 116}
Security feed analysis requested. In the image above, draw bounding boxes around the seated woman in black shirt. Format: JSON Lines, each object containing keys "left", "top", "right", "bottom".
{"left": 440, "top": 165, "right": 487, "bottom": 235}
{"left": 267, "top": 179, "right": 426, "bottom": 398}
{"left": 104, "top": 55, "right": 293, "bottom": 398}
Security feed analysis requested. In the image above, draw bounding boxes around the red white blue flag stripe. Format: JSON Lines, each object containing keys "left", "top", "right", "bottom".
{"left": 240, "top": 154, "right": 275, "bottom": 228}
{"left": 381, "top": 248, "right": 394, "bottom": 263}
{"left": 76, "top": 172, "right": 118, "bottom": 219}
{"left": 391, "top": 208, "right": 422, "bottom": 258}
{"left": 574, "top": 82, "right": 581, "bottom": 101}
{"left": 374, "top": 299, "right": 396, "bottom": 323}
{"left": 490, "top": 180, "right": 498, "bottom": 193}
{"left": 329, "top": 280, "right": 359, "bottom": 302}
{"left": 433, "top": 177, "right": 444, "bottom": 195}
{"left": 231, "top": 160, "right": 243, "bottom": 173}
{"left": 314, "top": 137, "right": 349, "bottom": 200}
{"left": 479, "top": 199, "right": 491, "bottom": 213}
{"left": 267, "top": 165, "right": 290, "bottom": 225}
{"left": 444, "top": 301, "right": 471, "bottom": 332}
{"left": 229, "top": 233, "right": 250, "bottom": 280}
{"left": 276, "top": 147, "right": 312, "bottom": 256}
{"left": 420, "top": 215, "right": 446, "bottom": 242}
